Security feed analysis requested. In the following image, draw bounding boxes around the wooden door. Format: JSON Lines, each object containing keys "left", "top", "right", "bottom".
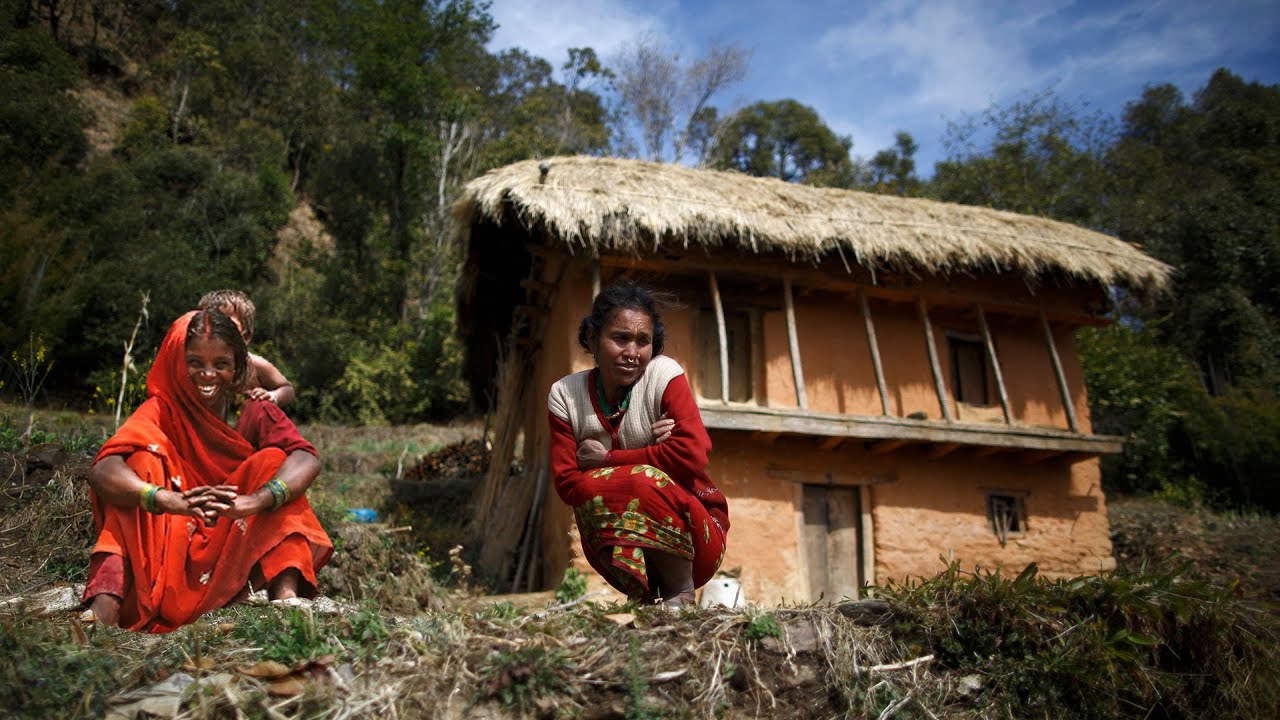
{"left": 802, "top": 484, "right": 865, "bottom": 602}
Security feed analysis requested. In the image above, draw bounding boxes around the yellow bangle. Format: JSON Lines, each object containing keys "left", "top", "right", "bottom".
{"left": 139, "top": 483, "right": 162, "bottom": 513}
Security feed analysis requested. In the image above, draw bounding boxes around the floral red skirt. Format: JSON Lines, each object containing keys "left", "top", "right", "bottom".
{"left": 569, "top": 464, "right": 725, "bottom": 599}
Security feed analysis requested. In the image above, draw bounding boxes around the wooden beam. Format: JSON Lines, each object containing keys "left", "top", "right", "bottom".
{"left": 859, "top": 485, "right": 875, "bottom": 587}
{"left": 767, "top": 465, "right": 894, "bottom": 485}
{"left": 598, "top": 254, "right": 1109, "bottom": 326}
{"left": 819, "top": 436, "right": 845, "bottom": 451}
{"left": 859, "top": 288, "right": 892, "bottom": 417}
{"left": 918, "top": 297, "right": 954, "bottom": 422}
{"left": 527, "top": 243, "right": 568, "bottom": 260}
{"left": 971, "top": 446, "right": 1009, "bottom": 459}
{"left": 976, "top": 304, "right": 1012, "bottom": 425}
{"left": 925, "top": 442, "right": 962, "bottom": 460}
{"left": 783, "top": 277, "right": 809, "bottom": 410}
{"left": 869, "top": 438, "right": 913, "bottom": 455}
{"left": 1040, "top": 310, "right": 1080, "bottom": 432}
{"left": 519, "top": 278, "right": 557, "bottom": 296}
{"left": 1020, "top": 449, "right": 1065, "bottom": 465}
{"left": 752, "top": 431, "right": 781, "bottom": 444}
{"left": 699, "top": 405, "right": 1125, "bottom": 454}
{"left": 709, "top": 271, "right": 731, "bottom": 404}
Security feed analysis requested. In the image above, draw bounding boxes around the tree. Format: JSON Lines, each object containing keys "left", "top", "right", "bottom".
{"left": 867, "top": 131, "right": 921, "bottom": 196}
{"left": 707, "top": 99, "right": 858, "bottom": 187}
{"left": 610, "top": 36, "right": 750, "bottom": 164}
{"left": 931, "top": 88, "right": 1113, "bottom": 226}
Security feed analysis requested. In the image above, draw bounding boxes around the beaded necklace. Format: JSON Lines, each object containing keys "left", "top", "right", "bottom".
{"left": 594, "top": 371, "right": 633, "bottom": 421}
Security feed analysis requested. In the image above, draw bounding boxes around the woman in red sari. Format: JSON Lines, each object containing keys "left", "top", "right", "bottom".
{"left": 83, "top": 309, "right": 332, "bottom": 632}
{"left": 548, "top": 285, "right": 728, "bottom": 608}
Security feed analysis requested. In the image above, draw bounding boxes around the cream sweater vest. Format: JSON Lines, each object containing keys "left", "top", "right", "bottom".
{"left": 547, "top": 354, "right": 685, "bottom": 451}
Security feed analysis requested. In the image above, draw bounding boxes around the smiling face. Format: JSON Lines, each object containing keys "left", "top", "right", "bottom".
{"left": 185, "top": 335, "right": 238, "bottom": 410}
{"left": 591, "top": 307, "right": 655, "bottom": 400}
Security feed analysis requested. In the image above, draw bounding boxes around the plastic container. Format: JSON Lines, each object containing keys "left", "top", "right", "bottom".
{"left": 345, "top": 508, "right": 379, "bottom": 523}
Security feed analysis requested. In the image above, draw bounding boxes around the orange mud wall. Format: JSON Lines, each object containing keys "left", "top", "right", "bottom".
{"left": 531, "top": 260, "right": 1113, "bottom": 604}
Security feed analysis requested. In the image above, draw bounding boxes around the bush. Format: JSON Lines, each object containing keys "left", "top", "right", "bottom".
{"left": 882, "top": 559, "right": 1280, "bottom": 718}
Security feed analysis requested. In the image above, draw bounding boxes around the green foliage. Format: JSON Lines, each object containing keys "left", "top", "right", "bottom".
{"left": 478, "top": 645, "right": 567, "bottom": 711}
{"left": 867, "top": 131, "right": 923, "bottom": 196}
{"left": 554, "top": 567, "right": 588, "bottom": 604}
{"left": 624, "top": 634, "right": 661, "bottom": 720}
{"left": 932, "top": 87, "right": 1112, "bottom": 225}
{"left": 709, "top": 99, "right": 858, "bottom": 187}
{"left": 881, "top": 559, "right": 1280, "bottom": 718}
{"left": 118, "top": 95, "right": 170, "bottom": 157}
{"left": 0, "top": 612, "right": 121, "bottom": 718}
{"left": 742, "top": 612, "right": 782, "bottom": 645}
{"left": 231, "top": 607, "right": 341, "bottom": 665}
{"left": 1078, "top": 322, "right": 1202, "bottom": 492}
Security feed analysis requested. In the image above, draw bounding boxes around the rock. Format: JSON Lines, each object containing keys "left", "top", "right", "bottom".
{"left": 26, "top": 443, "right": 67, "bottom": 470}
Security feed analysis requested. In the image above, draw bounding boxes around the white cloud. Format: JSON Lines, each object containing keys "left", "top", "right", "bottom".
{"left": 485, "top": 0, "right": 668, "bottom": 65}
{"left": 817, "top": 1, "right": 1042, "bottom": 115}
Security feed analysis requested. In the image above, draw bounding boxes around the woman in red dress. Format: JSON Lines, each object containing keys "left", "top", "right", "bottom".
{"left": 83, "top": 309, "right": 332, "bottom": 632}
{"left": 548, "top": 285, "right": 728, "bottom": 608}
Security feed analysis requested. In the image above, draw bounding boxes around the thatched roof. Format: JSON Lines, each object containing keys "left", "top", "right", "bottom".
{"left": 455, "top": 156, "right": 1171, "bottom": 290}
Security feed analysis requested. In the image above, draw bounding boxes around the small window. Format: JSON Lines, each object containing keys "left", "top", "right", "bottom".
{"left": 698, "top": 309, "right": 753, "bottom": 402}
{"left": 986, "top": 492, "right": 1027, "bottom": 547}
{"left": 949, "top": 334, "right": 989, "bottom": 405}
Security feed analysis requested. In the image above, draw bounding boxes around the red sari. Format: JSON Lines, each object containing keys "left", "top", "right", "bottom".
{"left": 83, "top": 312, "right": 332, "bottom": 633}
{"left": 550, "top": 372, "right": 728, "bottom": 599}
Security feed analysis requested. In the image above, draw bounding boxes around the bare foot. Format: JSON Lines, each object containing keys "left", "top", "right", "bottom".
{"left": 268, "top": 568, "right": 301, "bottom": 601}
{"left": 88, "top": 593, "right": 122, "bottom": 627}
{"left": 662, "top": 590, "right": 696, "bottom": 610}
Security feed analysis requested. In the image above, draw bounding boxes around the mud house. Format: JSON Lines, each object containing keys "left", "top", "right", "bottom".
{"left": 453, "top": 156, "right": 1170, "bottom": 605}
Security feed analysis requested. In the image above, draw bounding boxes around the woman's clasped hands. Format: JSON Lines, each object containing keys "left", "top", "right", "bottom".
{"left": 155, "top": 484, "right": 266, "bottom": 523}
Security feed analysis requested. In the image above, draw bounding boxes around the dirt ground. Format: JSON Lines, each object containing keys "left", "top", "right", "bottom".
{"left": 3, "top": 420, "right": 1279, "bottom": 718}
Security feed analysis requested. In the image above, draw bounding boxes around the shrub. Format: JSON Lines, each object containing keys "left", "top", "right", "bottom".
{"left": 881, "top": 559, "right": 1280, "bottom": 718}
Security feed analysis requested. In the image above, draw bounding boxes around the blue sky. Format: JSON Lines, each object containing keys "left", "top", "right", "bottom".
{"left": 485, "top": 0, "right": 1280, "bottom": 174}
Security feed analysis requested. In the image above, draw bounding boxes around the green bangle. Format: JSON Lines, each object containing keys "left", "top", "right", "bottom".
{"left": 139, "top": 483, "right": 162, "bottom": 513}
{"left": 266, "top": 478, "right": 291, "bottom": 510}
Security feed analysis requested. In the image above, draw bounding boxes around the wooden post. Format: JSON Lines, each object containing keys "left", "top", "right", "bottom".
{"left": 976, "top": 305, "right": 1012, "bottom": 424}
{"left": 859, "top": 288, "right": 891, "bottom": 416}
{"left": 859, "top": 484, "right": 875, "bottom": 587}
{"left": 591, "top": 260, "right": 601, "bottom": 300}
{"left": 1039, "top": 310, "right": 1079, "bottom": 432}
{"left": 918, "top": 297, "right": 953, "bottom": 422}
{"left": 783, "top": 277, "right": 808, "bottom": 410}
{"left": 709, "top": 271, "right": 731, "bottom": 403}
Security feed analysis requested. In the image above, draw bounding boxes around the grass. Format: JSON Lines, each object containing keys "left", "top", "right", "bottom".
{"left": 4, "top": 413, "right": 1279, "bottom": 718}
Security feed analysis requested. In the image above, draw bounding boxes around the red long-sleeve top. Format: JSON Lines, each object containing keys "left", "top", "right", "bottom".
{"left": 549, "top": 372, "right": 729, "bottom": 534}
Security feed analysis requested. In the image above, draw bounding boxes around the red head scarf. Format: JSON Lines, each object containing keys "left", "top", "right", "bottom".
{"left": 96, "top": 311, "right": 252, "bottom": 488}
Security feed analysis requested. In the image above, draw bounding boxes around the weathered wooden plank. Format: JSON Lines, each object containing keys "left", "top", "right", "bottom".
{"left": 1020, "top": 449, "right": 1065, "bottom": 465}
{"left": 869, "top": 438, "right": 914, "bottom": 455}
{"left": 783, "top": 277, "right": 809, "bottom": 410}
{"left": 925, "top": 442, "right": 962, "bottom": 460}
{"left": 859, "top": 288, "right": 892, "bottom": 417}
{"left": 819, "top": 436, "right": 845, "bottom": 451}
{"left": 709, "top": 271, "right": 731, "bottom": 404}
{"left": 918, "top": 297, "right": 954, "bottom": 422}
{"left": 699, "top": 405, "right": 1124, "bottom": 454}
{"left": 1040, "top": 310, "right": 1080, "bottom": 432}
{"left": 859, "top": 485, "right": 875, "bottom": 587}
{"left": 976, "top": 304, "right": 1012, "bottom": 424}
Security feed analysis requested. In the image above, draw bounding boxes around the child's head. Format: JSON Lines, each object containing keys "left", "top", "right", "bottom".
{"left": 197, "top": 289, "right": 255, "bottom": 344}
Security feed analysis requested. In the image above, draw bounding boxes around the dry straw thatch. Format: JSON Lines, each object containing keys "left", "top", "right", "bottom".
{"left": 455, "top": 156, "right": 1172, "bottom": 290}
